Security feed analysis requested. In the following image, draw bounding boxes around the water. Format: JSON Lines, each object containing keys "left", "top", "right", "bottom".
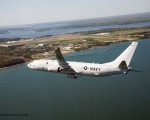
{"left": 0, "top": 15, "right": 150, "bottom": 39}
{"left": 0, "top": 39, "right": 150, "bottom": 120}
{"left": 0, "top": 21, "right": 150, "bottom": 39}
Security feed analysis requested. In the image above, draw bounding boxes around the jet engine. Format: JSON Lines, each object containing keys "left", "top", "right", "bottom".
{"left": 48, "top": 66, "right": 59, "bottom": 72}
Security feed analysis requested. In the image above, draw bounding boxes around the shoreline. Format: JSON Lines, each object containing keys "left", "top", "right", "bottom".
{"left": 0, "top": 62, "right": 28, "bottom": 71}
{"left": 0, "top": 26, "right": 150, "bottom": 70}
{"left": 0, "top": 50, "right": 75, "bottom": 70}
{"left": 0, "top": 38, "right": 142, "bottom": 71}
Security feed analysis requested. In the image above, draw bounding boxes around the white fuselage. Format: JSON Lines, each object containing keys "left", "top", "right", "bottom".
{"left": 28, "top": 59, "right": 123, "bottom": 77}
{"left": 27, "top": 42, "right": 138, "bottom": 78}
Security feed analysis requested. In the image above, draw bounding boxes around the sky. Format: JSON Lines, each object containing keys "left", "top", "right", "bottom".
{"left": 0, "top": 0, "right": 150, "bottom": 27}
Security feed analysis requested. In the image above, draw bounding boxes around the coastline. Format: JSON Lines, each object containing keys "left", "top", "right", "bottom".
{"left": 0, "top": 50, "right": 75, "bottom": 70}
{"left": 0, "top": 26, "right": 150, "bottom": 70}
{"left": 0, "top": 62, "right": 28, "bottom": 71}
{"left": 0, "top": 39, "right": 141, "bottom": 71}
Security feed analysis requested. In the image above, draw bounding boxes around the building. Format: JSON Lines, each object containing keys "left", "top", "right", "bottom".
{"left": 38, "top": 44, "right": 48, "bottom": 47}
{"left": 7, "top": 41, "right": 17, "bottom": 44}
{"left": 96, "top": 33, "right": 109, "bottom": 35}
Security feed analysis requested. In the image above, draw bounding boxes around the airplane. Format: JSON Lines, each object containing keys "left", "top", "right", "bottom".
{"left": 27, "top": 42, "right": 138, "bottom": 79}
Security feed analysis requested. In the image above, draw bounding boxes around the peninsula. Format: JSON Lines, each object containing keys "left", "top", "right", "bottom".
{"left": 0, "top": 26, "right": 150, "bottom": 68}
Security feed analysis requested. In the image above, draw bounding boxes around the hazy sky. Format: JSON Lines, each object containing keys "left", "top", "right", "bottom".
{"left": 0, "top": 0, "right": 150, "bottom": 27}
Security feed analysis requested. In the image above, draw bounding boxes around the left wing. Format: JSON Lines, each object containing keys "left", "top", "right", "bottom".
{"left": 55, "top": 48, "right": 78, "bottom": 79}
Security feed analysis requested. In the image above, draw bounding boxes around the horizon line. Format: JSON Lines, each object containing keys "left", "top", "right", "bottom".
{"left": 0, "top": 11, "right": 150, "bottom": 28}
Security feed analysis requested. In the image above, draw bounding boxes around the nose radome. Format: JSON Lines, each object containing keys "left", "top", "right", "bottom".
{"left": 27, "top": 63, "right": 32, "bottom": 68}
{"left": 27, "top": 63, "right": 30, "bottom": 68}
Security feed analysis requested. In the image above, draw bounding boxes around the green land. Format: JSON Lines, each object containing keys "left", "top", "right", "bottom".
{"left": 0, "top": 26, "right": 150, "bottom": 68}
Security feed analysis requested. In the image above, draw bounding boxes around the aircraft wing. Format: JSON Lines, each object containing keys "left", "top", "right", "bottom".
{"left": 55, "top": 47, "right": 69, "bottom": 68}
{"left": 55, "top": 48, "right": 77, "bottom": 78}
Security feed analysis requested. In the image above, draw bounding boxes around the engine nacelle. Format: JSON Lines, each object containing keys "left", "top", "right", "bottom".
{"left": 48, "top": 66, "right": 59, "bottom": 72}
{"left": 57, "top": 67, "right": 62, "bottom": 72}
{"left": 48, "top": 66, "right": 63, "bottom": 72}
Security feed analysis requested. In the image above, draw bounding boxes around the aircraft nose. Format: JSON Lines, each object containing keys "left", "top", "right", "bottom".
{"left": 27, "top": 63, "right": 32, "bottom": 68}
{"left": 27, "top": 61, "right": 36, "bottom": 69}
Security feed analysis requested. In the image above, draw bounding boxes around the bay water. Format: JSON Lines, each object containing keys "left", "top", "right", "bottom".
{"left": 0, "top": 39, "right": 150, "bottom": 120}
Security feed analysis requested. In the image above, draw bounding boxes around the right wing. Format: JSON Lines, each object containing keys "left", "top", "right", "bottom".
{"left": 55, "top": 47, "right": 69, "bottom": 69}
{"left": 55, "top": 48, "right": 78, "bottom": 79}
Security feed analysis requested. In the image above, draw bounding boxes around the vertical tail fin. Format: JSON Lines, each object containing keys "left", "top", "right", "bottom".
{"left": 112, "top": 42, "right": 138, "bottom": 67}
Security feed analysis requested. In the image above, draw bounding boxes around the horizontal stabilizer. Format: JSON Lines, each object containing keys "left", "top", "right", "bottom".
{"left": 118, "top": 61, "right": 128, "bottom": 70}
